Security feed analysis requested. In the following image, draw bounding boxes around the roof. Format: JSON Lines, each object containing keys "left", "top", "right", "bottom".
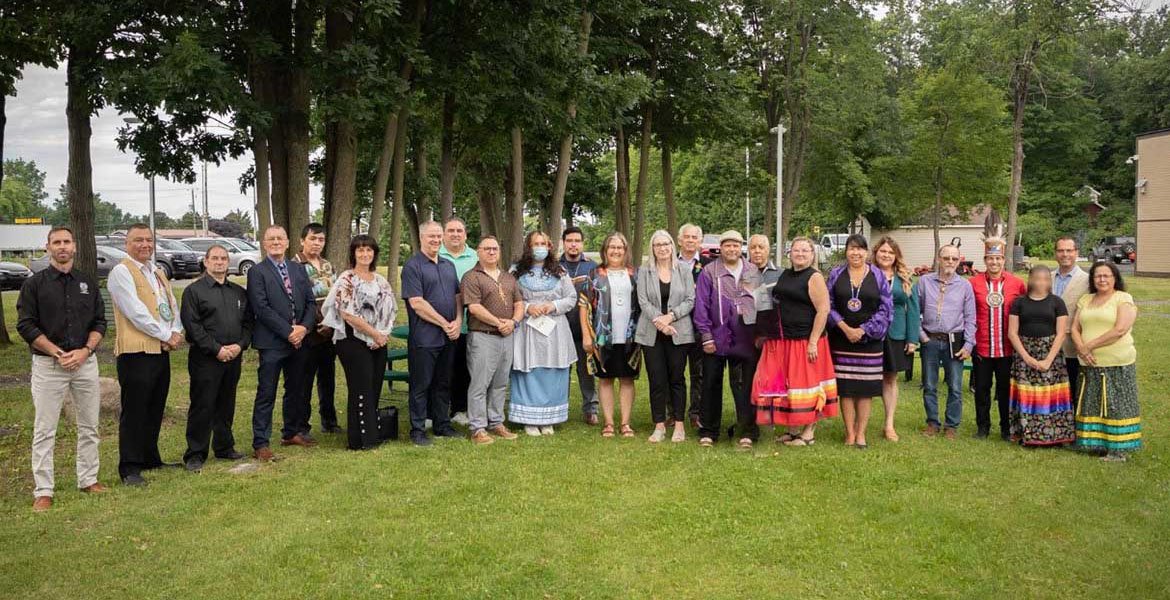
{"left": 900, "top": 204, "right": 995, "bottom": 227}
{"left": 109, "top": 228, "right": 221, "bottom": 239}
{"left": 0, "top": 224, "right": 52, "bottom": 251}
{"left": 1136, "top": 127, "right": 1170, "bottom": 139}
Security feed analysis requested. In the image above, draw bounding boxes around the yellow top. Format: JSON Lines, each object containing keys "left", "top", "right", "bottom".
{"left": 113, "top": 258, "right": 173, "bottom": 356}
{"left": 1076, "top": 291, "right": 1136, "bottom": 367}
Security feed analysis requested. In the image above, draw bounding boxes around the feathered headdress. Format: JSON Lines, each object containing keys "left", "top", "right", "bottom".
{"left": 982, "top": 209, "right": 1006, "bottom": 256}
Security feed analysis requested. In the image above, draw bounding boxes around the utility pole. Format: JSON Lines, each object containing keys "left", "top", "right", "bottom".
{"left": 201, "top": 161, "right": 209, "bottom": 236}
{"left": 190, "top": 189, "right": 199, "bottom": 236}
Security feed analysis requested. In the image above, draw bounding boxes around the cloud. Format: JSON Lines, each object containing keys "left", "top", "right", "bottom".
{"left": 6, "top": 64, "right": 322, "bottom": 224}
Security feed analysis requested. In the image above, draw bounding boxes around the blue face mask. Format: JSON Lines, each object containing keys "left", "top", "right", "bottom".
{"left": 532, "top": 247, "right": 549, "bottom": 261}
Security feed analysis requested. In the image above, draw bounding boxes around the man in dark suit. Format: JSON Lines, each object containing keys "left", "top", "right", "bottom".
{"left": 247, "top": 225, "right": 317, "bottom": 460}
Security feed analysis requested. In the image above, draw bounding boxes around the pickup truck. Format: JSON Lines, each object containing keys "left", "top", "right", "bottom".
{"left": 1090, "top": 236, "right": 1136, "bottom": 264}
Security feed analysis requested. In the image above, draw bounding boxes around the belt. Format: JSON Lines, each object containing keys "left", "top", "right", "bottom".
{"left": 925, "top": 331, "right": 952, "bottom": 341}
{"left": 469, "top": 329, "right": 503, "bottom": 336}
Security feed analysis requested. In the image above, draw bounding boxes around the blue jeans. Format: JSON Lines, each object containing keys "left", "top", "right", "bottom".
{"left": 921, "top": 338, "right": 965, "bottom": 428}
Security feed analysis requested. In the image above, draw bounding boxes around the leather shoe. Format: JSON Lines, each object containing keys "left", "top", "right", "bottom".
{"left": 216, "top": 450, "right": 246, "bottom": 460}
{"left": 433, "top": 427, "right": 461, "bottom": 438}
{"left": 322, "top": 425, "right": 345, "bottom": 434}
{"left": 922, "top": 424, "right": 940, "bottom": 437}
{"left": 489, "top": 425, "right": 518, "bottom": 440}
{"left": 32, "top": 496, "right": 52, "bottom": 511}
{"left": 975, "top": 427, "right": 990, "bottom": 439}
{"left": 80, "top": 483, "right": 108, "bottom": 494}
{"left": 944, "top": 427, "right": 958, "bottom": 440}
{"left": 585, "top": 413, "right": 599, "bottom": 426}
{"left": 253, "top": 447, "right": 276, "bottom": 461}
{"left": 153, "top": 462, "right": 183, "bottom": 470}
{"left": 411, "top": 432, "right": 433, "bottom": 447}
{"left": 123, "top": 474, "right": 148, "bottom": 486}
{"left": 471, "top": 430, "right": 495, "bottom": 445}
{"left": 280, "top": 434, "right": 317, "bottom": 447}
{"left": 185, "top": 460, "right": 203, "bottom": 472}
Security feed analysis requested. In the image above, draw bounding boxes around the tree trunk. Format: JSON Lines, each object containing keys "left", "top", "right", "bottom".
{"left": 477, "top": 178, "right": 501, "bottom": 238}
{"left": 614, "top": 124, "right": 630, "bottom": 237}
{"left": 0, "top": 94, "right": 9, "bottom": 344}
{"left": 933, "top": 164, "right": 943, "bottom": 266}
{"left": 438, "top": 92, "right": 457, "bottom": 222}
{"left": 252, "top": 130, "right": 272, "bottom": 231}
{"left": 631, "top": 105, "right": 653, "bottom": 266}
{"left": 65, "top": 44, "right": 98, "bottom": 280}
{"left": 547, "top": 9, "right": 593, "bottom": 253}
{"left": 387, "top": 115, "right": 409, "bottom": 293}
{"left": 662, "top": 142, "right": 677, "bottom": 237}
{"left": 1005, "top": 45, "right": 1036, "bottom": 267}
{"left": 283, "top": 0, "right": 316, "bottom": 257}
{"left": 323, "top": 1, "right": 359, "bottom": 268}
{"left": 507, "top": 126, "right": 526, "bottom": 261}
{"left": 369, "top": 106, "right": 406, "bottom": 242}
{"left": 413, "top": 131, "right": 431, "bottom": 224}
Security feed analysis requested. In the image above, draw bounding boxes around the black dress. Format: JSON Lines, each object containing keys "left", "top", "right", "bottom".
{"left": 828, "top": 269, "right": 885, "bottom": 398}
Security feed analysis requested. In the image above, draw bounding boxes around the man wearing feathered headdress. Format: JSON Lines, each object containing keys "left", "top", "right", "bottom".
{"left": 970, "top": 214, "right": 1027, "bottom": 440}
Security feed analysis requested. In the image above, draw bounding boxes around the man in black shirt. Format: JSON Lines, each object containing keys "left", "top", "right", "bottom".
{"left": 17, "top": 226, "right": 107, "bottom": 511}
{"left": 180, "top": 244, "right": 254, "bottom": 471}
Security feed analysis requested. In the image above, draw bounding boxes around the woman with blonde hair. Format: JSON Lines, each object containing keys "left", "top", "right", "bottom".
{"left": 871, "top": 236, "right": 918, "bottom": 442}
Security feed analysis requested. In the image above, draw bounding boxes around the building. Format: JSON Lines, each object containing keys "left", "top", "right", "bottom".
{"left": 0, "top": 224, "right": 52, "bottom": 255}
{"left": 1136, "top": 128, "right": 1170, "bottom": 277}
{"left": 860, "top": 205, "right": 994, "bottom": 272}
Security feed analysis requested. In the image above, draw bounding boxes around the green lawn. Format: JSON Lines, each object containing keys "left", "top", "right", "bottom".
{"left": 0, "top": 276, "right": 1167, "bottom": 598}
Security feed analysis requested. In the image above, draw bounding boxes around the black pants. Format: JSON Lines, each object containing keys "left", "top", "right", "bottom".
{"left": 973, "top": 354, "right": 1012, "bottom": 434}
{"left": 302, "top": 340, "right": 338, "bottom": 431}
{"left": 1066, "top": 356, "right": 1081, "bottom": 412}
{"left": 698, "top": 353, "right": 758, "bottom": 442}
{"left": 408, "top": 341, "right": 455, "bottom": 435}
{"left": 447, "top": 335, "right": 470, "bottom": 416}
{"left": 644, "top": 335, "right": 689, "bottom": 424}
{"left": 184, "top": 351, "right": 241, "bottom": 463}
{"left": 253, "top": 345, "right": 310, "bottom": 449}
{"left": 116, "top": 352, "right": 171, "bottom": 479}
{"left": 335, "top": 337, "right": 387, "bottom": 450}
{"left": 686, "top": 342, "right": 705, "bottom": 419}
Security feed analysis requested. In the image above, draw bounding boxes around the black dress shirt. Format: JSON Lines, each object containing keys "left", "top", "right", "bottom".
{"left": 17, "top": 265, "right": 107, "bottom": 356}
{"left": 180, "top": 274, "right": 254, "bottom": 357}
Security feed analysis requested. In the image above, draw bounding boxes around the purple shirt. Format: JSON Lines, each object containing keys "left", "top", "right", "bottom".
{"left": 915, "top": 271, "right": 976, "bottom": 352}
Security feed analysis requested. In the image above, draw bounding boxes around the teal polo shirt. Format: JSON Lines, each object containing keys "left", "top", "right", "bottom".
{"left": 439, "top": 244, "right": 478, "bottom": 280}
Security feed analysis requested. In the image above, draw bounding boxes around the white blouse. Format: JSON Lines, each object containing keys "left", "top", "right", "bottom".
{"left": 321, "top": 270, "right": 397, "bottom": 347}
{"left": 608, "top": 269, "right": 633, "bottom": 344}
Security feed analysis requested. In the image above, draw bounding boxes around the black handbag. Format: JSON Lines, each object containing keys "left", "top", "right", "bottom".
{"left": 377, "top": 405, "right": 399, "bottom": 441}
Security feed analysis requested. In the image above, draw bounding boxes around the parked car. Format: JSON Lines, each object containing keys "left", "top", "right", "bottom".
{"left": 815, "top": 233, "right": 849, "bottom": 263}
{"left": 0, "top": 261, "right": 33, "bottom": 290}
{"left": 1091, "top": 236, "right": 1136, "bottom": 264}
{"left": 700, "top": 234, "right": 749, "bottom": 261}
{"left": 181, "top": 237, "right": 261, "bottom": 276}
{"left": 94, "top": 235, "right": 202, "bottom": 279}
{"left": 29, "top": 245, "right": 130, "bottom": 279}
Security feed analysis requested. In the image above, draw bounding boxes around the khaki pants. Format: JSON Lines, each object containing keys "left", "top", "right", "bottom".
{"left": 31, "top": 354, "right": 101, "bottom": 497}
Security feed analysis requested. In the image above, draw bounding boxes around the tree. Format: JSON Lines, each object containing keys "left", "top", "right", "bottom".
{"left": 0, "top": 158, "right": 50, "bottom": 221}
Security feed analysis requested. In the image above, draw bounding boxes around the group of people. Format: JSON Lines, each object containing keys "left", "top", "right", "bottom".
{"left": 18, "top": 219, "right": 1142, "bottom": 511}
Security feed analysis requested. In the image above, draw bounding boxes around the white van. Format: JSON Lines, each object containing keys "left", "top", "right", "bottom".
{"left": 817, "top": 233, "right": 849, "bottom": 263}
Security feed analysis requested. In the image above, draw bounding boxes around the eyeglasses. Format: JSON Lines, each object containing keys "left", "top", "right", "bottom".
{"left": 940, "top": 256, "right": 960, "bottom": 262}
{"left": 480, "top": 248, "right": 500, "bottom": 253}
{"left": 652, "top": 242, "right": 672, "bottom": 248}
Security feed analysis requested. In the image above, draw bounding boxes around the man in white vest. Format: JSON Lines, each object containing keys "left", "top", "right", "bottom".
{"left": 107, "top": 224, "right": 183, "bottom": 486}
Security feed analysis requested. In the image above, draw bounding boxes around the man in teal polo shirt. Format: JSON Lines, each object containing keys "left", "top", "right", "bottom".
{"left": 439, "top": 217, "right": 478, "bottom": 425}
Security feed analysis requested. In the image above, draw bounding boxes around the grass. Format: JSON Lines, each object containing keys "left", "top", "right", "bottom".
{"left": 0, "top": 275, "right": 1167, "bottom": 599}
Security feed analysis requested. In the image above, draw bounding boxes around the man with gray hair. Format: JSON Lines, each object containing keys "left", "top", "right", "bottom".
{"left": 676, "top": 223, "right": 709, "bottom": 429}
{"left": 401, "top": 221, "right": 463, "bottom": 446}
{"left": 916, "top": 244, "right": 976, "bottom": 439}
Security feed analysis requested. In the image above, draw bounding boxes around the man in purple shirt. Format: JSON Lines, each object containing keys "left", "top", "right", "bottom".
{"left": 915, "top": 244, "right": 976, "bottom": 439}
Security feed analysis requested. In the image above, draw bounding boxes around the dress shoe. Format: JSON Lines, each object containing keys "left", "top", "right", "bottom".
{"left": 123, "top": 474, "right": 148, "bottom": 486}
{"left": 585, "top": 413, "right": 599, "bottom": 426}
{"left": 1000, "top": 430, "right": 1012, "bottom": 442}
{"left": 185, "top": 460, "right": 203, "bottom": 473}
{"left": 280, "top": 434, "right": 317, "bottom": 447}
{"left": 216, "top": 450, "right": 247, "bottom": 460}
{"left": 154, "top": 462, "right": 183, "bottom": 470}
{"left": 321, "top": 425, "right": 345, "bottom": 434}
{"left": 922, "top": 424, "right": 940, "bottom": 437}
{"left": 433, "top": 427, "right": 461, "bottom": 438}
{"left": 32, "top": 496, "right": 52, "bottom": 511}
{"left": 253, "top": 447, "right": 276, "bottom": 461}
{"left": 80, "top": 483, "right": 108, "bottom": 494}
{"left": 690, "top": 415, "right": 701, "bottom": 429}
{"left": 944, "top": 427, "right": 958, "bottom": 440}
{"left": 975, "top": 427, "right": 990, "bottom": 439}
{"left": 411, "top": 431, "right": 433, "bottom": 447}
{"left": 489, "top": 425, "right": 518, "bottom": 440}
{"left": 471, "top": 430, "right": 494, "bottom": 445}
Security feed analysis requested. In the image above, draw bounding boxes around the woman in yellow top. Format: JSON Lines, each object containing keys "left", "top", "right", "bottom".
{"left": 1070, "top": 262, "right": 1139, "bottom": 461}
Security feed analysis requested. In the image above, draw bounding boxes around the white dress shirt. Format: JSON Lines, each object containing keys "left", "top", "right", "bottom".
{"left": 107, "top": 255, "right": 182, "bottom": 342}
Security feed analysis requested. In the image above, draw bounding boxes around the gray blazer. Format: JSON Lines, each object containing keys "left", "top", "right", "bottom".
{"left": 1058, "top": 265, "right": 1090, "bottom": 358}
{"left": 635, "top": 261, "right": 696, "bottom": 346}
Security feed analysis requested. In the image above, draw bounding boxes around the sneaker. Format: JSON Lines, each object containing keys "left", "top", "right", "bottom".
{"left": 737, "top": 438, "right": 753, "bottom": 451}
{"left": 699, "top": 437, "right": 714, "bottom": 447}
{"left": 452, "top": 412, "right": 470, "bottom": 426}
{"left": 489, "top": 425, "right": 518, "bottom": 440}
{"left": 540, "top": 426, "right": 555, "bottom": 436}
{"left": 471, "top": 430, "right": 494, "bottom": 445}
{"left": 434, "top": 427, "right": 462, "bottom": 438}
{"left": 411, "top": 431, "right": 433, "bottom": 447}
{"left": 525, "top": 426, "right": 542, "bottom": 437}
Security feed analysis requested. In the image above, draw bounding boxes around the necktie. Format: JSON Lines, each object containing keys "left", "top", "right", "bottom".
{"left": 278, "top": 261, "right": 292, "bottom": 297}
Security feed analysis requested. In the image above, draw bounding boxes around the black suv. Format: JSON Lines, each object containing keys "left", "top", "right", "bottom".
{"left": 95, "top": 235, "right": 203, "bottom": 279}
{"left": 1091, "top": 236, "right": 1136, "bottom": 264}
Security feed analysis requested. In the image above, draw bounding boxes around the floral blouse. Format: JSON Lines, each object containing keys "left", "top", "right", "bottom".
{"left": 321, "top": 270, "right": 397, "bottom": 347}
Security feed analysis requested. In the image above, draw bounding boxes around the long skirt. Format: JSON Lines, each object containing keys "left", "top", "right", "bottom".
{"left": 1008, "top": 335, "right": 1075, "bottom": 446}
{"left": 752, "top": 337, "right": 838, "bottom": 426}
{"left": 508, "top": 367, "right": 570, "bottom": 425}
{"left": 1075, "top": 363, "right": 1141, "bottom": 453}
{"left": 830, "top": 338, "right": 885, "bottom": 398}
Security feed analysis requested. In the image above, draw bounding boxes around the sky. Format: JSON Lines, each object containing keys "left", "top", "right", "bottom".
{"left": 5, "top": 64, "right": 323, "bottom": 222}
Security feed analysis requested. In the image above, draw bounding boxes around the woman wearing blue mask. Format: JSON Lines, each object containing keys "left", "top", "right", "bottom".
{"left": 508, "top": 231, "right": 577, "bottom": 436}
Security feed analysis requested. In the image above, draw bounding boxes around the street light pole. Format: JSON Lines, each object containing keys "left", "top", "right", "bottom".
{"left": 745, "top": 147, "right": 751, "bottom": 235}
{"left": 770, "top": 124, "right": 786, "bottom": 266}
{"left": 123, "top": 116, "right": 157, "bottom": 257}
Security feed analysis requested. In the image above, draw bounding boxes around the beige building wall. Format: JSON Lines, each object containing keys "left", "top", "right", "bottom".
{"left": 870, "top": 225, "right": 986, "bottom": 272}
{"left": 1136, "top": 130, "right": 1170, "bottom": 277}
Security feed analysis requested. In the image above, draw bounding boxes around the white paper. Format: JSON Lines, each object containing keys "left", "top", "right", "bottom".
{"left": 527, "top": 315, "right": 556, "bottom": 337}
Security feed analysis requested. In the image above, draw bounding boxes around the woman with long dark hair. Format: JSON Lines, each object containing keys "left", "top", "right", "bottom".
{"left": 321, "top": 235, "right": 397, "bottom": 450}
{"left": 509, "top": 231, "right": 577, "bottom": 436}
{"left": 872, "top": 236, "right": 918, "bottom": 442}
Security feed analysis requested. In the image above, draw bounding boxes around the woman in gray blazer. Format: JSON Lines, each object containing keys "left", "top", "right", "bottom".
{"left": 636, "top": 230, "right": 696, "bottom": 443}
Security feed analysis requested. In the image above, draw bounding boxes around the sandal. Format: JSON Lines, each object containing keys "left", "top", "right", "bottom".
{"left": 620, "top": 424, "right": 635, "bottom": 438}
{"left": 671, "top": 428, "right": 686, "bottom": 443}
{"left": 784, "top": 436, "right": 815, "bottom": 447}
{"left": 648, "top": 429, "right": 666, "bottom": 443}
{"left": 601, "top": 424, "right": 615, "bottom": 438}
{"left": 776, "top": 432, "right": 799, "bottom": 443}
